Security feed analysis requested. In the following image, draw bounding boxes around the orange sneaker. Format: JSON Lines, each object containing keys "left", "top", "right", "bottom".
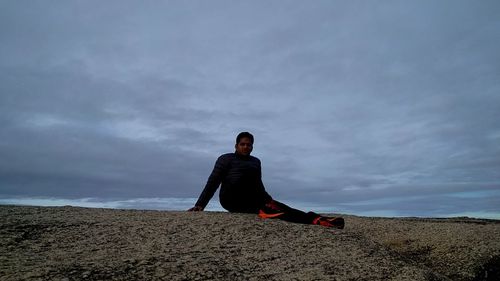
{"left": 313, "top": 216, "right": 345, "bottom": 229}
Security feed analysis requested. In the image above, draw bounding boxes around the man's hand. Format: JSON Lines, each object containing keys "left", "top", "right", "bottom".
{"left": 188, "top": 205, "right": 204, "bottom": 212}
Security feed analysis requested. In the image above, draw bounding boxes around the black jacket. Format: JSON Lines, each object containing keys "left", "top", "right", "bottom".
{"left": 195, "top": 152, "right": 272, "bottom": 213}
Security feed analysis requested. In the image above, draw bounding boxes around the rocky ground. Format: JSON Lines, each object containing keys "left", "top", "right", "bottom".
{"left": 1, "top": 205, "right": 499, "bottom": 280}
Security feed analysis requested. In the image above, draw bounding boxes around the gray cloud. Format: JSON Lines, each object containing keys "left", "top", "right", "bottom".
{"left": 1, "top": 1, "right": 499, "bottom": 217}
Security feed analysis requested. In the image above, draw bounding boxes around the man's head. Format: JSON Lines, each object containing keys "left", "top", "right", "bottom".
{"left": 235, "top": 132, "right": 254, "bottom": 156}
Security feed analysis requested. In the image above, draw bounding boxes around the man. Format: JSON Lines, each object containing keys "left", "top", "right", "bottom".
{"left": 189, "top": 132, "right": 344, "bottom": 229}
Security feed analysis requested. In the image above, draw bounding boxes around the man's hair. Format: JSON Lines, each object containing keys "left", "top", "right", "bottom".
{"left": 236, "top": 132, "right": 254, "bottom": 144}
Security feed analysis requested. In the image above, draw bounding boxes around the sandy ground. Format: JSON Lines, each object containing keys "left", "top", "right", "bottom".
{"left": 1, "top": 205, "right": 499, "bottom": 281}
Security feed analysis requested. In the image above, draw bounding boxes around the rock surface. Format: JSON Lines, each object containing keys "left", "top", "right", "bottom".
{"left": 1, "top": 205, "right": 499, "bottom": 280}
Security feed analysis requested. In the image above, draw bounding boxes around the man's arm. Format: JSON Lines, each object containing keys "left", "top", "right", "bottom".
{"left": 188, "top": 154, "right": 229, "bottom": 211}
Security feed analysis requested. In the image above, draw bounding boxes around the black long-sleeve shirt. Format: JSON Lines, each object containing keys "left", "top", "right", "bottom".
{"left": 195, "top": 152, "right": 272, "bottom": 213}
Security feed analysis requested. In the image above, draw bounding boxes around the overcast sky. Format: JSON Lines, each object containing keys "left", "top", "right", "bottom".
{"left": 1, "top": 1, "right": 499, "bottom": 218}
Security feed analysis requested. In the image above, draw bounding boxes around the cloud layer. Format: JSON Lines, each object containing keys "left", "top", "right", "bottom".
{"left": 1, "top": 1, "right": 499, "bottom": 217}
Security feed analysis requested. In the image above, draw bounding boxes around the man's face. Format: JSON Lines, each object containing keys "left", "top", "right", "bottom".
{"left": 235, "top": 137, "right": 253, "bottom": 156}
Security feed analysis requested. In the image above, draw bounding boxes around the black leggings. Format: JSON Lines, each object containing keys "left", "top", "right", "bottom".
{"left": 258, "top": 199, "right": 320, "bottom": 224}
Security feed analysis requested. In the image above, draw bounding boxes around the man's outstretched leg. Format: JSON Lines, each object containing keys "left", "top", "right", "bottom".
{"left": 258, "top": 200, "right": 344, "bottom": 229}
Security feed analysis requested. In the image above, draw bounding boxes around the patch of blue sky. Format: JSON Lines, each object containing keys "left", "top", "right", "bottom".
{"left": 350, "top": 210, "right": 406, "bottom": 218}
{"left": 448, "top": 190, "right": 500, "bottom": 199}
{"left": 338, "top": 196, "right": 428, "bottom": 207}
{"left": 438, "top": 211, "right": 500, "bottom": 220}
{"left": 0, "top": 197, "right": 122, "bottom": 209}
{"left": 0, "top": 197, "right": 224, "bottom": 212}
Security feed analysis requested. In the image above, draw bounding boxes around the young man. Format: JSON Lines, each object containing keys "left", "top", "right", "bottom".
{"left": 188, "top": 132, "right": 344, "bottom": 229}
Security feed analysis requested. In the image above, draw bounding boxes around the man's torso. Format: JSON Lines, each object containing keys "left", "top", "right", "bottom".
{"left": 218, "top": 153, "right": 271, "bottom": 212}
